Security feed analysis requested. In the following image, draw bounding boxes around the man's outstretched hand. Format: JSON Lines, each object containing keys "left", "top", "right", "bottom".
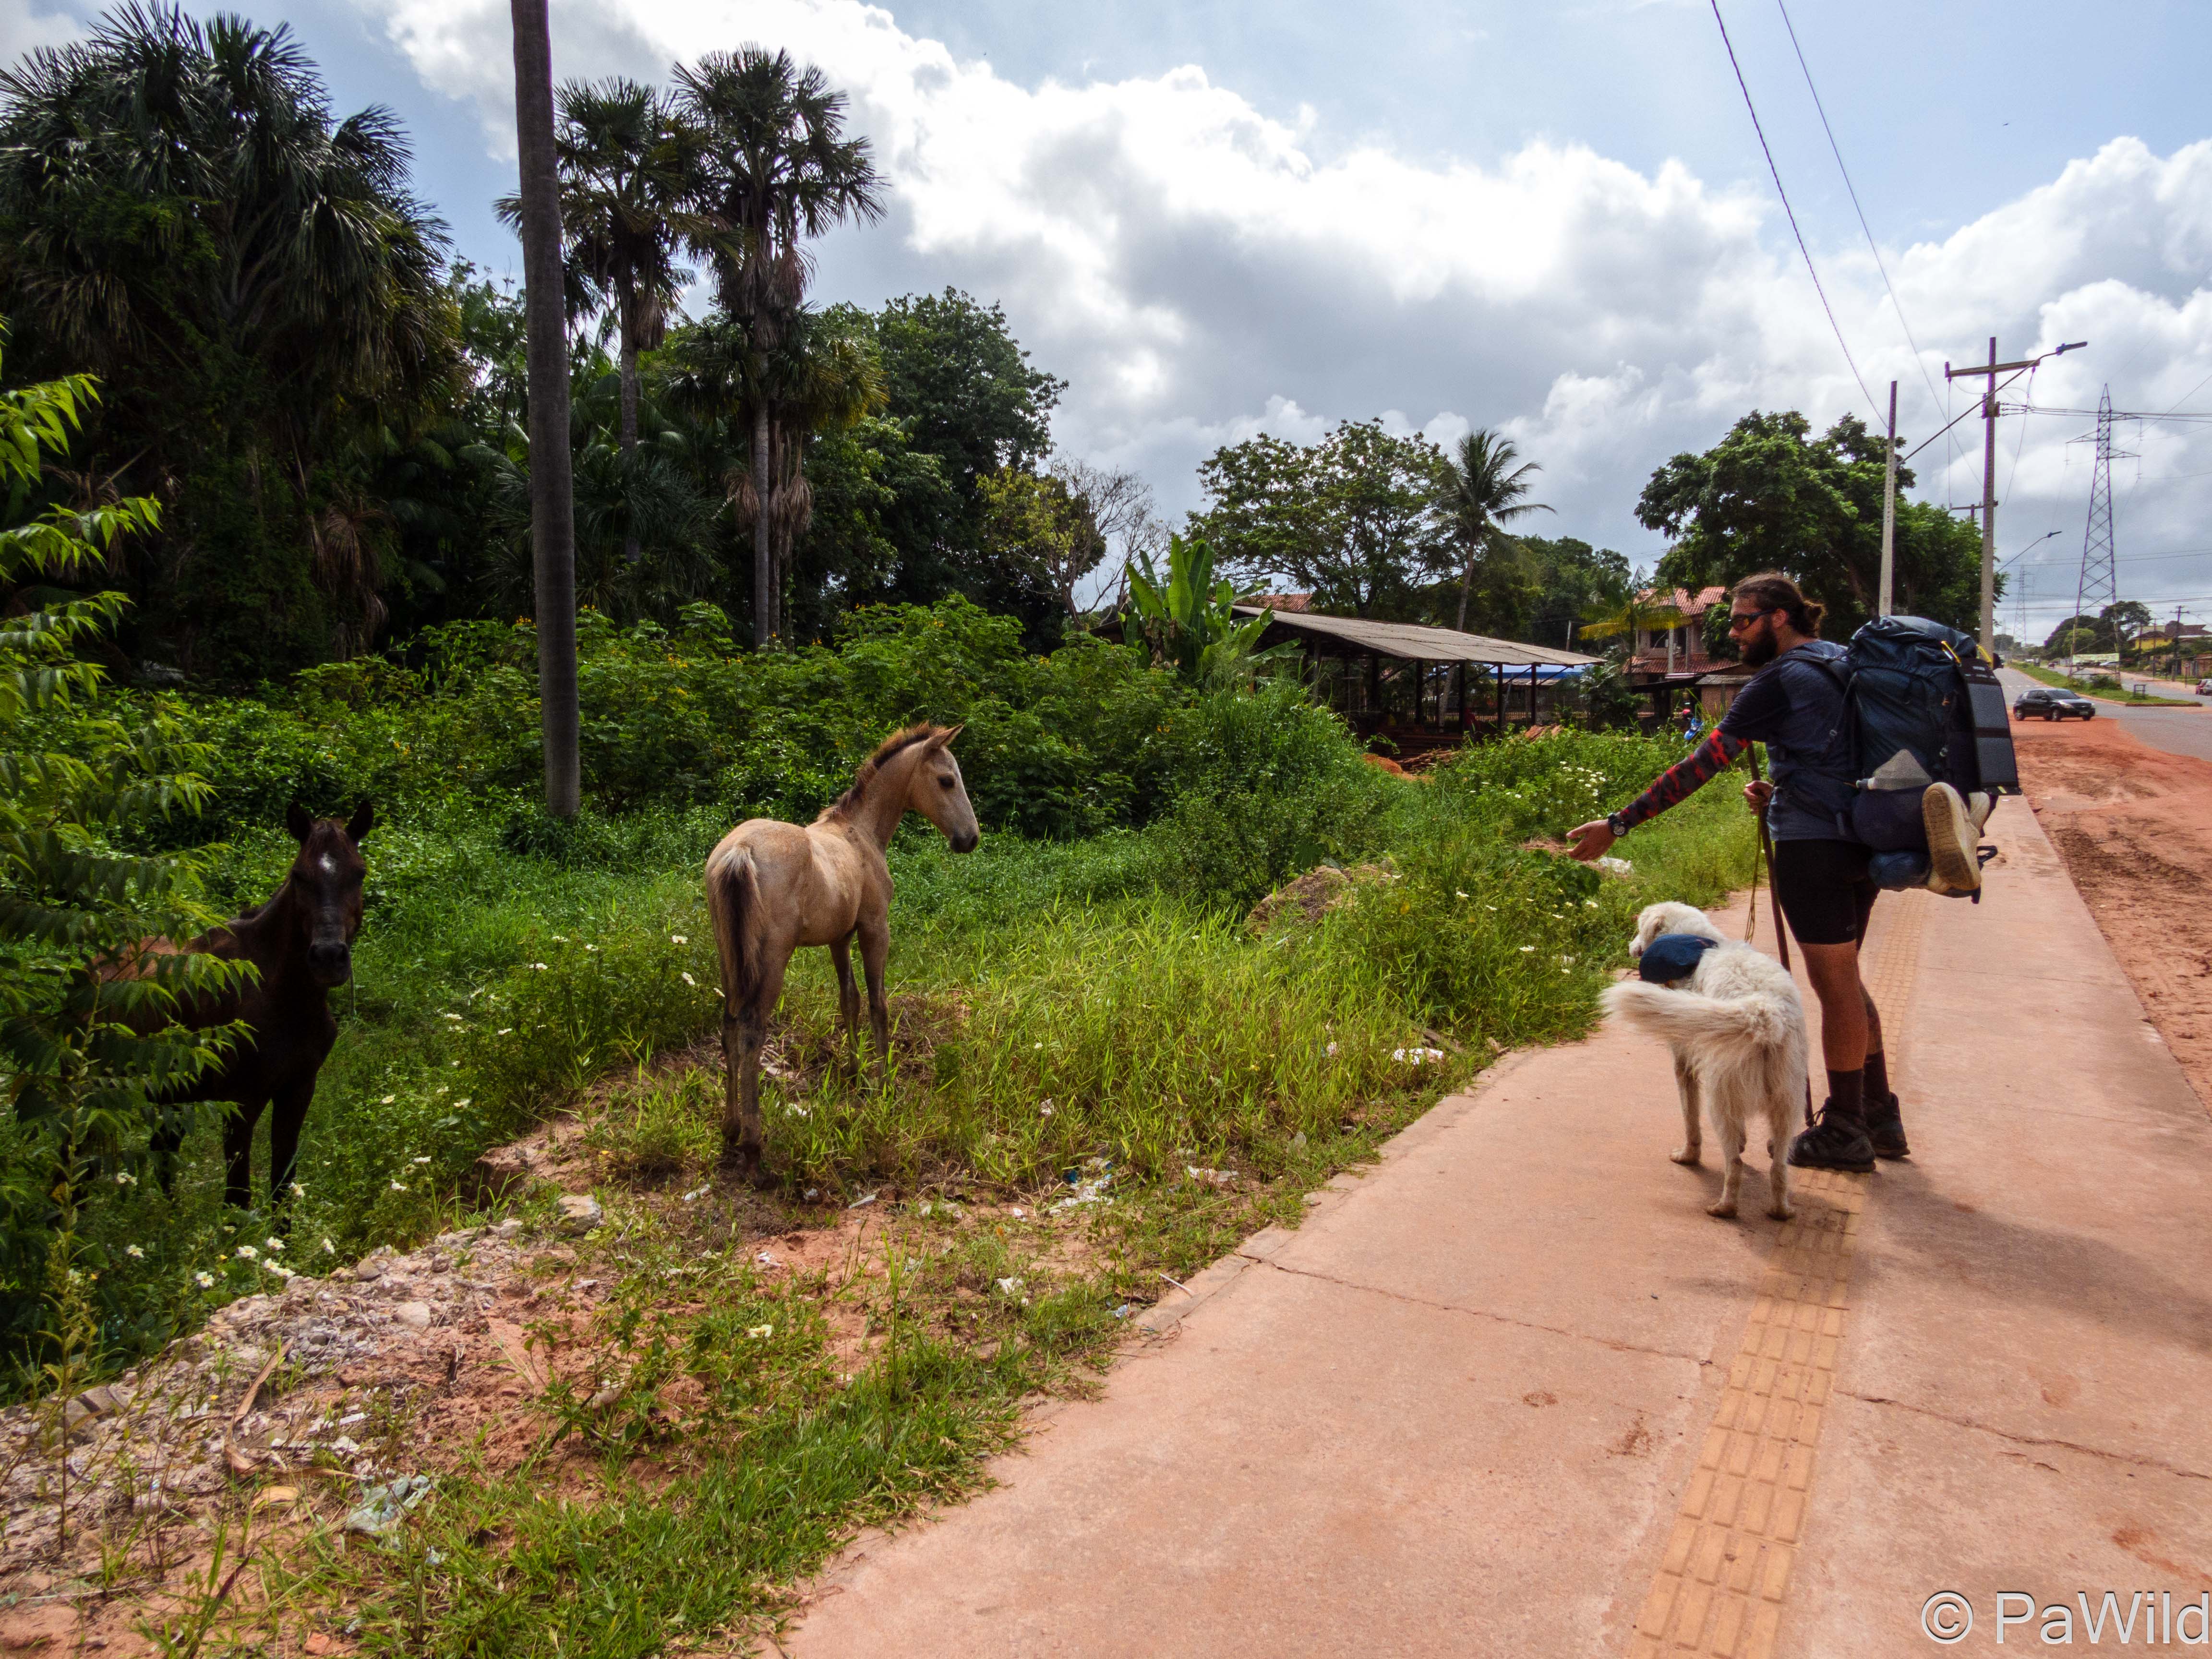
{"left": 1567, "top": 819, "right": 1615, "bottom": 862}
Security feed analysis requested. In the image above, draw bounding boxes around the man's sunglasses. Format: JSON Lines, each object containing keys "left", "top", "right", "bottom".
{"left": 1726, "top": 607, "right": 1778, "bottom": 634}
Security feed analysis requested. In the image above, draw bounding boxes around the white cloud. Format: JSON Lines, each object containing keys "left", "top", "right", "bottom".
{"left": 0, "top": 0, "right": 82, "bottom": 61}
{"left": 352, "top": 0, "right": 2212, "bottom": 621}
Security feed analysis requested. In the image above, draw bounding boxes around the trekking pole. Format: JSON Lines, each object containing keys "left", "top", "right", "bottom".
{"left": 1747, "top": 750, "right": 1791, "bottom": 974}
{"left": 1748, "top": 751, "right": 1815, "bottom": 1126}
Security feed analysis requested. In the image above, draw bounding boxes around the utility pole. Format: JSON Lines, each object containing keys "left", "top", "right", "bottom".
{"left": 1878, "top": 379, "right": 1898, "bottom": 617}
{"left": 1945, "top": 337, "right": 2088, "bottom": 654}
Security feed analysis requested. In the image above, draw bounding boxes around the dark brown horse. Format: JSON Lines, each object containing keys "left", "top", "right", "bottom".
{"left": 140, "top": 801, "right": 374, "bottom": 1213}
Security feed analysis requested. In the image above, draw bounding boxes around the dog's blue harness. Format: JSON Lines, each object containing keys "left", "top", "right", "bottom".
{"left": 1638, "top": 933, "right": 1720, "bottom": 984}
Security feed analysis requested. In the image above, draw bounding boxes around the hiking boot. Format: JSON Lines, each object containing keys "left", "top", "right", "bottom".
{"left": 1923, "top": 782, "right": 1982, "bottom": 896}
{"left": 1863, "top": 1092, "right": 1910, "bottom": 1159}
{"left": 1787, "top": 1103, "right": 1876, "bottom": 1172}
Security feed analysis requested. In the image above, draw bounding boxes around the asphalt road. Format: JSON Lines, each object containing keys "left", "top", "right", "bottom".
{"left": 1997, "top": 665, "right": 2212, "bottom": 763}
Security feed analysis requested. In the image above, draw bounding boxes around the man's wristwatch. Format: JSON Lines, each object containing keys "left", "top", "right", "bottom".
{"left": 1605, "top": 811, "right": 1630, "bottom": 838}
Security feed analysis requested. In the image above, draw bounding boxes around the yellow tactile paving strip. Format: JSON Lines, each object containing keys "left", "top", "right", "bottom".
{"left": 1626, "top": 892, "right": 1927, "bottom": 1659}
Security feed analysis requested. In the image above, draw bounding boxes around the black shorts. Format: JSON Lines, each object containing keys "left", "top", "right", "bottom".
{"left": 1771, "top": 839, "right": 1878, "bottom": 947}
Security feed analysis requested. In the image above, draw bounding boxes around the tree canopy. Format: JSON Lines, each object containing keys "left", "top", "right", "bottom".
{"left": 0, "top": 3, "right": 458, "bottom": 674}
{"left": 1635, "top": 410, "right": 1986, "bottom": 639}
{"left": 1190, "top": 419, "right": 1449, "bottom": 620}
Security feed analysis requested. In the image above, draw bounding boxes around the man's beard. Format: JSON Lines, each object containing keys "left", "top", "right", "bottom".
{"left": 1742, "top": 627, "right": 1779, "bottom": 667}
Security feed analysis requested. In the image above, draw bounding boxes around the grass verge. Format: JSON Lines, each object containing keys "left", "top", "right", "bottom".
{"left": 2012, "top": 661, "right": 2199, "bottom": 705}
{"left": 16, "top": 729, "right": 1760, "bottom": 1652}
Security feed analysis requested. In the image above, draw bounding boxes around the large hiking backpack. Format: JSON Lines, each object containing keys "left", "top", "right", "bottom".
{"left": 1807, "top": 613, "right": 2019, "bottom": 856}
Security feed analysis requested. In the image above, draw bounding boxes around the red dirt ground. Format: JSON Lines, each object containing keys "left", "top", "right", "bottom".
{"left": 2013, "top": 715, "right": 2212, "bottom": 1112}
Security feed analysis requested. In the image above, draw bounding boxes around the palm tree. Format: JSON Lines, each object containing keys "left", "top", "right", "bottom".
{"left": 0, "top": 4, "right": 455, "bottom": 663}
{"left": 507, "top": 0, "right": 579, "bottom": 815}
{"left": 673, "top": 48, "right": 885, "bottom": 644}
{"left": 1577, "top": 591, "right": 1689, "bottom": 664}
{"left": 1437, "top": 429, "right": 1551, "bottom": 632}
{"left": 661, "top": 307, "right": 884, "bottom": 626}
{"left": 497, "top": 80, "right": 700, "bottom": 468}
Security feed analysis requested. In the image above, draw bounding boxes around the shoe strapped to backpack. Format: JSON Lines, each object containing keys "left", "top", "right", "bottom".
{"left": 1922, "top": 782, "right": 1981, "bottom": 896}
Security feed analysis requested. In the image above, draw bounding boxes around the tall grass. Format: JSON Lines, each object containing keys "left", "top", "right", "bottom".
{"left": 22, "top": 723, "right": 1756, "bottom": 1390}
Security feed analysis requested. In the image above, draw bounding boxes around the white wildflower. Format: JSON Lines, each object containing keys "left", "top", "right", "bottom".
{"left": 1325, "top": 1042, "right": 1339, "bottom": 1056}
{"left": 531, "top": 963, "right": 548, "bottom": 972}
{"left": 583, "top": 944, "right": 597, "bottom": 952}
{"left": 746, "top": 1323, "right": 773, "bottom": 1339}
{"left": 235, "top": 1245, "right": 257, "bottom": 1261}
{"left": 413, "top": 1156, "right": 432, "bottom": 1166}
{"left": 114, "top": 1170, "right": 137, "bottom": 1186}
{"left": 670, "top": 935, "right": 688, "bottom": 945}
{"left": 551, "top": 935, "right": 567, "bottom": 942}
{"left": 455, "top": 1097, "right": 471, "bottom": 1107}
{"left": 1519, "top": 945, "right": 1536, "bottom": 953}
{"left": 194, "top": 1272, "right": 215, "bottom": 1288}
{"left": 264, "top": 1236, "right": 284, "bottom": 1251}
{"left": 125, "top": 1244, "right": 144, "bottom": 1259}
{"left": 681, "top": 973, "right": 697, "bottom": 987}
{"left": 496, "top": 1028, "right": 513, "bottom": 1037}
{"left": 380, "top": 1094, "right": 397, "bottom": 1105}
{"left": 1455, "top": 890, "right": 1469, "bottom": 900}
{"left": 442, "top": 1012, "right": 462, "bottom": 1022}
{"left": 389, "top": 1181, "right": 408, "bottom": 1193}
{"left": 322, "top": 1238, "right": 336, "bottom": 1253}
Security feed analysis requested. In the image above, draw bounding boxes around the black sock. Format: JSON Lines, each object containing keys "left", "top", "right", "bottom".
{"left": 1864, "top": 1049, "right": 1893, "bottom": 1108}
{"left": 1825, "top": 1068, "right": 1865, "bottom": 1126}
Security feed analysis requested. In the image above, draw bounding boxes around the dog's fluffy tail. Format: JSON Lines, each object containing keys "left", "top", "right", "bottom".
{"left": 1600, "top": 978, "right": 1797, "bottom": 1051}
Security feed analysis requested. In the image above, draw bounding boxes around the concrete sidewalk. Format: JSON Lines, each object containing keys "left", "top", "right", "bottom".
{"left": 777, "top": 798, "right": 2212, "bottom": 1658}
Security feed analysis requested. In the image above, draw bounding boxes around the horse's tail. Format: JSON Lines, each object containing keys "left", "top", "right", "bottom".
{"left": 705, "top": 841, "right": 760, "bottom": 1015}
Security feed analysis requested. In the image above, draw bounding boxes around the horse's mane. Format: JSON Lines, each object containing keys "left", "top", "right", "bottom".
{"left": 817, "top": 724, "right": 948, "bottom": 822}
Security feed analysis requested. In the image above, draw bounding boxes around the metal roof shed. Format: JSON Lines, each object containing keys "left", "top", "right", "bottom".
{"left": 1230, "top": 605, "right": 1599, "bottom": 745}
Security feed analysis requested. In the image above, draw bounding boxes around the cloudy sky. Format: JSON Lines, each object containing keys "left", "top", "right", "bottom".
{"left": 10, "top": 0, "right": 2210, "bottom": 637}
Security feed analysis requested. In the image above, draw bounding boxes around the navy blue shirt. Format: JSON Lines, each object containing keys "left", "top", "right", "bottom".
{"left": 1716, "top": 641, "right": 1856, "bottom": 842}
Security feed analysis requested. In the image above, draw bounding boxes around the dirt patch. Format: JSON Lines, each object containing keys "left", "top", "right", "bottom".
{"left": 1244, "top": 862, "right": 1398, "bottom": 933}
{"left": 2013, "top": 716, "right": 2212, "bottom": 1112}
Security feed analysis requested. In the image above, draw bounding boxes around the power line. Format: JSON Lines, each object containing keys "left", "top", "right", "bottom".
{"left": 2013, "top": 405, "right": 2212, "bottom": 422}
{"left": 1707, "top": 0, "right": 1881, "bottom": 421}
{"left": 1772, "top": 0, "right": 1943, "bottom": 420}
{"left": 2016, "top": 545, "right": 2212, "bottom": 566}
{"left": 2153, "top": 364, "right": 2212, "bottom": 419}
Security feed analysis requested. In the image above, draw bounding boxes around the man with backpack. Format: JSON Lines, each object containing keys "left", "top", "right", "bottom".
{"left": 1566, "top": 573, "right": 1983, "bottom": 1172}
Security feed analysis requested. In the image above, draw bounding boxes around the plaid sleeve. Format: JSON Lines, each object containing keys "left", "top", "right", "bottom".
{"left": 1614, "top": 729, "right": 1750, "bottom": 830}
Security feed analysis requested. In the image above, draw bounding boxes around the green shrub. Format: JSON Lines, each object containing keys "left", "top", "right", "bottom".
{"left": 1148, "top": 680, "right": 1391, "bottom": 910}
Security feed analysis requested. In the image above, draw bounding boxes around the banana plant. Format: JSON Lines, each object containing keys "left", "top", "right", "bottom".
{"left": 1122, "top": 533, "right": 1279, "bottom": 683}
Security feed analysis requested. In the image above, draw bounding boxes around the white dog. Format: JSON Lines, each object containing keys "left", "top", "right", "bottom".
{"left": 1600, "top": 901, "right": 1806, "bottom": 1222}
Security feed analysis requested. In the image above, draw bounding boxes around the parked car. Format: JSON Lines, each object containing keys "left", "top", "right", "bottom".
{"left": 2013, "top": 687, "right": 2096, "bottom": 721}
{"left": 2195, "top": 678, "right": 2212, "bottom": 697}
